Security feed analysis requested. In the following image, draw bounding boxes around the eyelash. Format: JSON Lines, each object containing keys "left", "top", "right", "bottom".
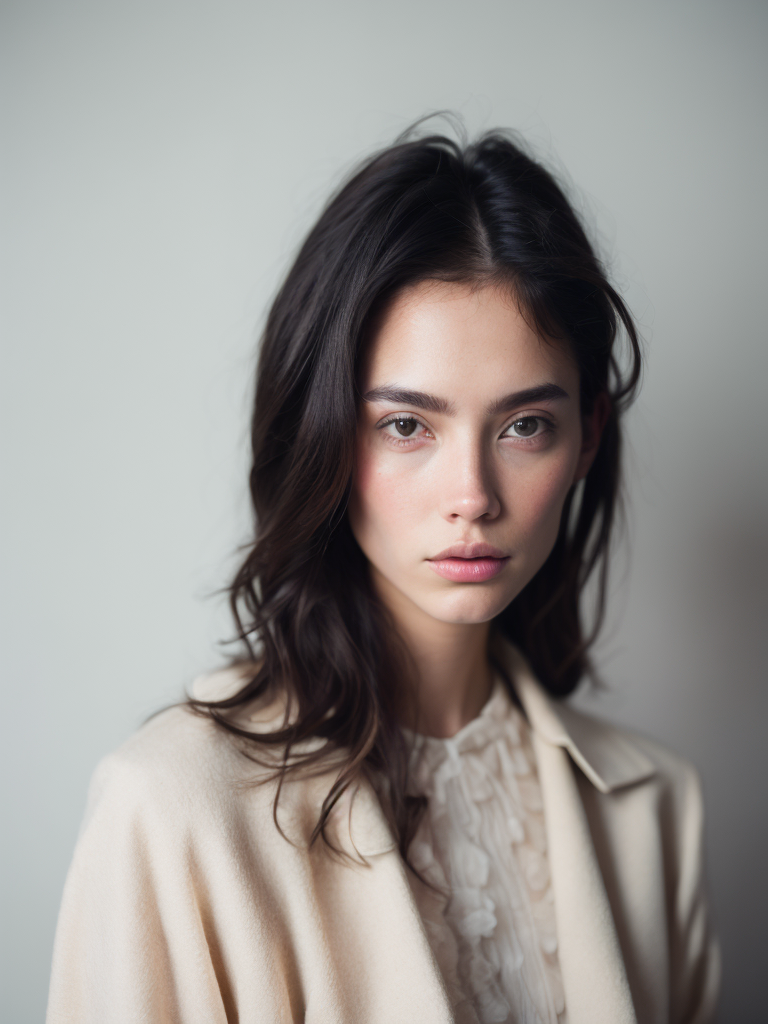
{"left": 377, "top": 414, "right": 555, "bottom": 447}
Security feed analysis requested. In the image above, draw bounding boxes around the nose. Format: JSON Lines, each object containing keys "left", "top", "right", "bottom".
{"left": 438, "top": 437, "right": 501, "bottom": 522}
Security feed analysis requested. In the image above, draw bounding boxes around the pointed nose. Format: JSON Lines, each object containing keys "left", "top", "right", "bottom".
{"left": 438, "top": 440, "right": 501, "bottom": 523}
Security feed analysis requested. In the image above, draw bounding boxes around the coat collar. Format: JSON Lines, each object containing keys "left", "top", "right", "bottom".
{"left": 194, "top": 641, "right": 656, "bottom": 797}
{"left": 492, "top": 635, "right": 657, "bottom": 795}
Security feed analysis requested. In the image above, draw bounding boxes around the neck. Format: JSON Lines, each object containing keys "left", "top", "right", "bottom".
{"left": 371, "top": 566, "right": 494, "bottom": 738}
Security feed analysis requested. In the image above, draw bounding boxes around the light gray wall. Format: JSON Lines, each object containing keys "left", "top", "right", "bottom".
{"left": 2, "top": 0, "right": 766, "bottom": 1019}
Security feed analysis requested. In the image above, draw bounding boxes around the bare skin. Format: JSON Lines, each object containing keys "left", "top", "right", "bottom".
{"left": 348, "top": 280, "right": 605, "bottom": 738}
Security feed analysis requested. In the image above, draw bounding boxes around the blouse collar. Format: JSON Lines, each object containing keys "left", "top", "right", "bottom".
{"left": 404, "top": 674, "right": 522, "bottom": 761}
{"left": 404, "top": 635, "right": 658, "bottom": 794}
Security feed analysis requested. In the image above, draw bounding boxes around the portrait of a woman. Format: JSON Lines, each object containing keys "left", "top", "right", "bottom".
{"left": 45, "top": 128, "right": 720, "bottom": 1023}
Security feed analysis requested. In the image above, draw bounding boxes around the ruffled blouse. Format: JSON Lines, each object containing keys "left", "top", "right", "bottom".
{"left": 405, "top": 676, "right": 567, "bottom": 1024}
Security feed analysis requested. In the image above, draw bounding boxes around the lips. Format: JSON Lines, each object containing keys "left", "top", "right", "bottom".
{"left": 431, "top": 542, "right": 508, "bottom": 560}
{"left": 427, "top": 542, "right": 510, "bottom": 583}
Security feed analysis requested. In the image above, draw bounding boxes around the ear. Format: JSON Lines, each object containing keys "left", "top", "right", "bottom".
{"left": 573, "top": 392, "right": 611, "bottom": 483}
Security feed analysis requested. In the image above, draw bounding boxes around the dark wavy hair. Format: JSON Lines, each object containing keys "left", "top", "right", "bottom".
{"left": 189, "top": 123, "right": 641, "bottom": 863}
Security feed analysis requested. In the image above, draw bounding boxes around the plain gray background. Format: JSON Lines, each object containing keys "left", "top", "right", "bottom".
{"left": 2, "top": 0, "right": 767, "bottom": 1020}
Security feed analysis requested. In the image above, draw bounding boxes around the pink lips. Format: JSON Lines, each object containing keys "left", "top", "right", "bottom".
{"left": 427, "top": 543, "right": 511, "bottom": 583}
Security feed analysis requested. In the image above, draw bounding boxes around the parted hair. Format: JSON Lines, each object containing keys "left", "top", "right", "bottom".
{"left": 189, "top": 122, "right": 642, "bottom": 862}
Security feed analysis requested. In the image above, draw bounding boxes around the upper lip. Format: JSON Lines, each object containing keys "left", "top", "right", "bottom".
{"left": 429, "top": 542, "right": 509, "bottom": 560}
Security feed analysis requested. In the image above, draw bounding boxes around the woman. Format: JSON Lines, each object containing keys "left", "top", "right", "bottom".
{"left": 47, "top": 126, "right": 720, "bottom": 1024}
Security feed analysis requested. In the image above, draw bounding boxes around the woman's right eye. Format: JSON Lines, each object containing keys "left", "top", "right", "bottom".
{"left": 379, "top": 415, "right": 429, "bottom": 441}
{"left": 392, "top": 416, "right": 419, "bottom": 436}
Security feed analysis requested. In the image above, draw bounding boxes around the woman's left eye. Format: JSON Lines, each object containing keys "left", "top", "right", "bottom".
{"left": 503, "top": 416, "right": 548, "bottom": 439}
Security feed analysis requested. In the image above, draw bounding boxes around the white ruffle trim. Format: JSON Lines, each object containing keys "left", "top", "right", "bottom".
{"left": 406, "top": 679, "right": 567, "bottom": 1024}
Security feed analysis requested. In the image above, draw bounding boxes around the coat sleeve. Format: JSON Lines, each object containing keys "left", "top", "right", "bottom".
{"left": 670, "top": 762, "right": 721, "bottom": 1024}
{"left": 47, "top": 750, "right": 236, "bottom": 1024}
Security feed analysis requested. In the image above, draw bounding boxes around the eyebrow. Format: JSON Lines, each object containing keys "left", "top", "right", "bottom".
{"left": 361, "top": 382, "right": 570, "bottom": 415}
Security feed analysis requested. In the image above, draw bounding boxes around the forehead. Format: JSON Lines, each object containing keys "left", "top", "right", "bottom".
{"left": 360, "top": 280, "right": 577, "bottom": 393}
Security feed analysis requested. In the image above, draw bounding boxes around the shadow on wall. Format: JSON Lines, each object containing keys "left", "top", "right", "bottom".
{"left": 676, "top": 506, "right": 768, "bottom": 1024}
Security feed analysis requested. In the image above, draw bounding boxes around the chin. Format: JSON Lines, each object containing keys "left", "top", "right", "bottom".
{"left": 424, "top": 588, "right": 513, "bottom": 626}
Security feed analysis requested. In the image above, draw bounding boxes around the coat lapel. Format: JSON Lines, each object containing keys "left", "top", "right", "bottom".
{"left": 343, "top": 782, "right": 457, "bottom": 1023}
{"left": 347, "top": 637, "right": 651, "bottom": 1024}
{"left": 498, "top": 639, "right": 640, "bottom": 1024}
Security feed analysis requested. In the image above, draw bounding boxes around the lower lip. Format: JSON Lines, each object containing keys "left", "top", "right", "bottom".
{"left": 427, "top": 557, "right": 510, "bottom": 582}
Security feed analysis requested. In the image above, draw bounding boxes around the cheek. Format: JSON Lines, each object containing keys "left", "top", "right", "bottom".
{"left": 510, "top": 452, "right": 577, "bottom": 546}
{"left": 349, "top": 441, "right": 429, "bottom": 555}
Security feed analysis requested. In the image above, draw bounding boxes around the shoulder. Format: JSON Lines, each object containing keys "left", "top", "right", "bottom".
{"left": 81, "top": 665, "right": 381, "bottom": 856}
{"left": 556, "top": 697, "right": 704, "bottom": 810}
{"left": 554, "top": 701, "right": 709, "bottom": 868}
{"left": 600, "top": 718, "right": 708, "bottom": 839}
{"left": 507, "top": 643, "right": 703, "bottom": 803}
{"left": 84, "top": 665, "right": 287, "bottom": 841}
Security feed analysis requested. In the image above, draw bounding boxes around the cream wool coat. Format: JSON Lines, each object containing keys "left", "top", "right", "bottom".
{"left": 46, "top": 640, "right": 719, "bottom": 1024}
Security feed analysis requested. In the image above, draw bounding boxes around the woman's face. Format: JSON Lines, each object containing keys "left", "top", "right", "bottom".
{"left": 348, "top": 279, "right": 600, "bottom": 628}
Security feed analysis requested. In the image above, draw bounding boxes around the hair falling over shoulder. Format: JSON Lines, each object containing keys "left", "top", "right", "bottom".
{"left": 188, "top": 118, "right": 642, "bottom": 866}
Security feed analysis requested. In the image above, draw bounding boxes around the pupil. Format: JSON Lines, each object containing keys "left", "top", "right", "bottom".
{"left": 516, "top": 418, "right": 536, "bottom": 436}
{"left": 396, "top": 418, "right": 417, "bottom": 436}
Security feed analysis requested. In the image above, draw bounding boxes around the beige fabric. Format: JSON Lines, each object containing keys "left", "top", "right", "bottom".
{"left": 47, "top": 638, "right": 719, "bottom": 1023}
{"left": 405, "top": 679, "right": 567, "bottom": 1023}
